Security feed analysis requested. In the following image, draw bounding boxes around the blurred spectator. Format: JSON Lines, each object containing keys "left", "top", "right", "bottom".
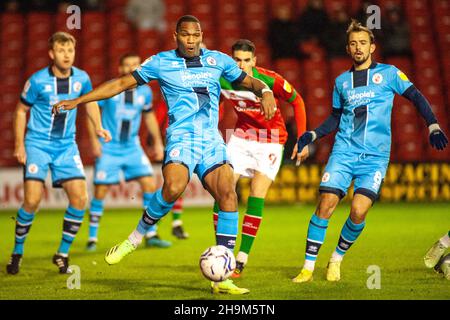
{"left": 27, "top": 0, "right": 56, "bottom": 12}
{"left": 83, "top": 0, "right": 104, "bottom": 11}
{"left": 355, "top": 0, "right": 376, "bottom": 26}
{"left": 380, "top": 6, "right": 412, "bottom": 59}
{"left": 126, "top": 0, "right": 166, "bottom": 32}
{"left": 2, "top": 0, "right": 21, "bottom": 12}
{"left": 296, "top": 0, "right": 330, "bottom": 44}
{"left": 268, "top": 5, "right": 303, "bottom": 60}
{"left": 323, "top": 7, "right": 350, "bottom": 58}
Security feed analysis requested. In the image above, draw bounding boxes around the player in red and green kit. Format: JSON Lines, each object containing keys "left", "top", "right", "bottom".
{"left": 214, "top": 39, "right": 308, "bottom": 277}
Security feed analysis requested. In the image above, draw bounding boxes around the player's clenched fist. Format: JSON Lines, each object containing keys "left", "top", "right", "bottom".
{"left": 428, "top": 124, "right": 448, "bottom": 151}
{"left": 13, "top": 145, "right": 26, "bottom": 164}
{"left": 52, "top": 99, "right": 80, "bottom": 115}
{"left": 96, "top": 128, "right": 112, "bottom": 143}
{"left": 260, "top": 90, "right": 277, "bottom": 120}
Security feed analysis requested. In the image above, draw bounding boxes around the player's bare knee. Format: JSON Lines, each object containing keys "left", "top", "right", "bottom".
{"left": 316, "top": 194, "right": 339, "bottom": 219}
{"left": 69, "top": 190, "right": 88, "bottom": 209}
{"left": 163, "top": 181, "right": 185, "bottom": 202}
{"left": 350, "top": 204, "right": 368, "bottom": 223}
{"left": 23, "top": 197, "right": 41, "bottom": 213}
{"left": 217, "top": 189, "right": 238, "bottom": 211}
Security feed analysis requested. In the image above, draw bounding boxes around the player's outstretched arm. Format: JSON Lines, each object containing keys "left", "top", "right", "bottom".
{"left": 13, "top": 101, "right": 29, "bottom": 164}
{"left": 238, "top": 75, "right": 277, "bottom": 120}
{"left": 295, "top": 108, "right": 343, "bottom": 157}
{"left": 52, "top": 73, "right": 138, "bottom": 114}
{"left": 85, "top": 101, "right": 111, "bottom": 143}
{"left": 402, "top": 86, "right": 448, "bottom": 150}
{"left": 86, "top": 104, "right": 104, "bottom": 157}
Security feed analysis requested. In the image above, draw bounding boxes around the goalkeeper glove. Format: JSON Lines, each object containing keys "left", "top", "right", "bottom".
{"left": 429, "top": 124, "right": 448, "bottom": 150}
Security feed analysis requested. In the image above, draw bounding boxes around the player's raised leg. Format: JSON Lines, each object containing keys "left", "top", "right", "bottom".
{"left": 139, "top": 176, "right": 172, "bottom": 248}
{"left": 293, "top": 192, "right": 339, "bottom": 283}
{"left": 7, "top": 180, "right": 44, "bottom": 275}
{"left": 424, "top": 230, "right": 450, "bottom": 269}
{"left": 203, "top": 164, "right": 249, "bottom": 294}
{"left": 326, "top": 194, "right": 372, "bottom": 282}
{"left": 86, "top": 184, "right": 109, "bottom": 251}
{"left": 55, "top": 179, "right": 88, "bottom": 273}
{"left": 105, "top": 164, "right": 187, "bottom": 265}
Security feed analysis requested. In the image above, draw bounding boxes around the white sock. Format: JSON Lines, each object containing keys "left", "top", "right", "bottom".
{"left": 172, "top": 220, "right": 183, "bottom": 228}
{"left": 303, "top": 259, "right": 315, "bottom": 271}
{"left": 236, "top": 251, "right": 248, "bottom": 265}
{"left": 331, "top": 251, "right": 344, "bottom": 262}
{"left": 440, "top": 233, "right": 450, "bottom": 248}
{"left": 128, "top": 230, "right": 144, "bottom": 247}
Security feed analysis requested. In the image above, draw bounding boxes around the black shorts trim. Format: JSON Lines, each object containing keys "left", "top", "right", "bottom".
{"left": 53, "top": 177, "right": 85, "bottom": 189}
{"left": 93, "top": 181, "right": 120, "bottom": 186}
{"left": 23, "top": 177, "right": 45, "bottom": 184}
{"left": 125, "top": 174, "right": 154, "bottom": 182}
{"left": 200, "top": 161, "right": 232, "bottom": 189}
{"left": 162, "top": 160, "right": 190, "bottom": 172}
{"left": 319, "top": 186, "right": 346, "bottom": 199}
{"left": 354, "top": 188, "right": 378, "bottom": 202}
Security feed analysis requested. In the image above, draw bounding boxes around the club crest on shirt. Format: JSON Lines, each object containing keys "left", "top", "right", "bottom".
{"left": 206, "top": 56, "right": 217, "bottom": 66}
{"left": 372, "top": 73, "right": 383, "bottom": 84}
{"left": 28, "top": 164, "right": 38, "bottom": 174}
{"left": 96, "top": 170, "right": 107, "bottom": 180}
{"left": 137, "top": 95, "right": 145, "bottom": 105}
{"left": 73, "top": 81, "right": 82, "bottom": 92}
{"left": 169, "top": 149, "right": 180, "bottom": 158}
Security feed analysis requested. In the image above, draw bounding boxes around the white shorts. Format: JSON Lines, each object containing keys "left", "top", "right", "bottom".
{"left": 226, "top": 135, "right": 284, "bottom": 181}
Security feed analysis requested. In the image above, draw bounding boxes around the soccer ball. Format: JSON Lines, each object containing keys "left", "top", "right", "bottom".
{"left": 199, "top": 245, "right": 236, "bottom": 281}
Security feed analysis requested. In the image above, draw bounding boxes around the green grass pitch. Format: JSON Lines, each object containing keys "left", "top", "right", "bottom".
{"left": 0, "top": 203, "right": 449, "bottom": 300}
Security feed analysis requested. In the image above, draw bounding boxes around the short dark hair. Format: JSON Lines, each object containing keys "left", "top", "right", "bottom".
{"left": 48, "top": 31, "right": 76, "bottom": 50}
{"left": 119, "top": 53, "right": 140, "bottom": 65}
{"left": 347, "top": 19, "right": 375, "bottom": 44}
{"left": 176, "top": 15, "right": 201, "bottom": 32}
{"left": 231, "top": 39, "right": 256, "bottom": 54}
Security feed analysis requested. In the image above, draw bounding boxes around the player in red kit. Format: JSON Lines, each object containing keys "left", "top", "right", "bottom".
{"left": 214, "top": 39, "right": 308, "bottom": 277}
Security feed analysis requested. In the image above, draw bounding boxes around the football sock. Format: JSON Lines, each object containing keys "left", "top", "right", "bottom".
{"left": 333, "top": 216, "right": 366, "bottom": 259}
{"left": 304, "top": 214, "right": 329, "bottom": 271}
{"left": 213, "top": 201, "right": 219, "bottom": 232}
{"left": 13, "top": 207, "right": 35, "bottom": 255}
{"left": 142, "top": 192, "right": 158, "bottom": 238}
{"left": 58, "top": 206, "right": 85, "bottom": 255}
{"left": 172, "top": 197, "right": 183, "bottom": 227}
{"left": 136, "top": 189, "right": 174, "bottom": 236}
{"left": 238, "top": 196, "right": 264, "bottom": 259}
{"left": 216, "top": 210, "right": 238, "bottom": 250}
{"left": 236, "top": 252, "right": 248, "bottom": 265}
{"left": 440, "top": 232, "right": 450, "bottom": 248}
{"left": 88, "top": 198, "right": 104, "bottom": 242}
